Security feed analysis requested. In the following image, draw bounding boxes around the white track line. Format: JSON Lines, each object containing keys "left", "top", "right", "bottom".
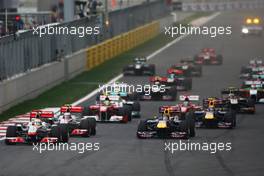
{"left": 0, "top": 12, "right": 221, "bottom": 141}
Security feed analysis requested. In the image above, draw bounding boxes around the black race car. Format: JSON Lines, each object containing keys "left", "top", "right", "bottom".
{"left": 221, "top": 87, "right": 255, "bottom": 114}
{"left": 123, "top": 57, "right": 155, "bottom": 76}
{"left": 5, "top": 111, "right": 69, "bottom": 145}
{"left": 137, "top": 108, "right": 195, "bottom": 139}
{"left": 178, "top": 58, "right": 203, "bottom": 77}
{"left": 194, "top": 98, "right": 236, "bottom": 129}
{"left": 132, "top": 80, "right": 177, "bottom": 101}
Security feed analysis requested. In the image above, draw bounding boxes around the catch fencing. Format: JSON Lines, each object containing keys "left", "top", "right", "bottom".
{"left": 0, "top": 0, "right": 169, "bottom": 81}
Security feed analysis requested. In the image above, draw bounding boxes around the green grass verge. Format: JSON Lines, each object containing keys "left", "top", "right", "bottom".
{"left": 0, "top": 12, "right": 211, "bottom": 121}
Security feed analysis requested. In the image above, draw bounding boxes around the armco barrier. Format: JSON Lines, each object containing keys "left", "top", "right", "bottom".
{"left": 86, "top": 21, "right": 160, "bottom": 70}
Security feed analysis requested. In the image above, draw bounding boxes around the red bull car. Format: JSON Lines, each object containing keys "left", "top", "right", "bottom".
{"left": 5, "top": 111, "right": 68, "bottom": 145}
{"left": 194, "top": 48, "right": 223, "bottom": 65}
{"left": 194, "top": 98, "right": 236, "bottom": 129}
{"left": 137, "top": 107, "right": 195, "bottom": 139}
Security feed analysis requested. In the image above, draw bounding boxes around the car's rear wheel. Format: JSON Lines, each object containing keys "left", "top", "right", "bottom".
{"left": 87, "top": 118, "right": 96, "bottom": 135}
{"left": 80, "top": 119, "right": 90, "bottom": 137}
{"left": 5, "top": 126, "right": 17, "bottom": 145}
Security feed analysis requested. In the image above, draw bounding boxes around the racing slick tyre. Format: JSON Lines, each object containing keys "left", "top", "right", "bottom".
{"left": 5, "top": 126, "right": 17, "bottom": 145}
{"left": 124, "top": 105, "right": 132, "bottom": 121}
{"left": 186, "top": 78, "right": 192, "bottom": 90}
{"left": 128, "top": 92, "right": 138, "bottom": 101}
{"left": 167, "top": 87, "right": 177, "bottom": 101}
{"left": 186, "top": 112, "right": 196, "bottom": 137}
{"left": 149, "top": 65, "right": 156, "bottom": 76}
{"left": 248, "top": 99, "right": 256, "bottom": 114}
{"left": 87, "top": 118, "right": 96, "bottom": 135}
{"left": 196, "top": 66, "right": 202, "bottom": 77}
{"left": 59, "top": 124, "right": 69, "bottom": 143}
{"left": 82, "top": 107, "right": 90, "bottom": 116}
{"left": 80, "top": 119, "right": 91, "bottom": 137}
{"left": 131, "top": 101, "right": 141, "bottom": 118}
{"left": 137, "top": 120, "right": 148, "bottom": 138}
{"left": 51, "top": 125, "right": 63, "bottom": 142}
{"left": 216, "top": 55, "right": 223, "bottom": 65}
{"left": 117, "top": 108, "right": 130, "bottom": 123}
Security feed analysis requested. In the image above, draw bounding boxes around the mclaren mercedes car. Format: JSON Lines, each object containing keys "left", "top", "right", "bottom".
{"left": 59, "top": 105, "right": 97, "bottom": 136}
{"left": 5, "top": 110, "right": 68, "bottom": 145}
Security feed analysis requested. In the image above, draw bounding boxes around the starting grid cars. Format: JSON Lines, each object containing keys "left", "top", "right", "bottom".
{"left": 1, "top": 48, "right": 263, "bottom": 144}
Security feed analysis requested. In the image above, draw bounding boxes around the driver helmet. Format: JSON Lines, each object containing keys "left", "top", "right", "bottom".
{"left": 183, "top": 97, "right": 190, "bottom": 107}
{"left": 63, "top": 112, "right": 71, "bottom": 120}
{"left": 31, "top": 118, "right": 42, "bottom": 126}
{"left": 104, "top": 97, "right": 111, "bottom": 106}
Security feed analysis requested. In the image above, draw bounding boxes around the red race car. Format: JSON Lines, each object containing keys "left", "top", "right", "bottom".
{"left": 86, "top": 95, "right": 132, "bottom": 123}
{"left": 194, "top": 48, "right": 223, "bottom": 65}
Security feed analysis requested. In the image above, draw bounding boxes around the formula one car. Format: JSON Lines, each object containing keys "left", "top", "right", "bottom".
{"left": 241, "top": 17, "right": 263, "bottom": 36}
{"left": 133, "top": 80, "right": 177, "bottom": 101}
{"left": 150, "top": 74, "right": 192, "bottom": 91}
{"left": 86, "top": 95, "right": 133, "bottom": 122}
{"left": 179, "top": 58, "right": 203, "bottom": 76}
{"left": 59, "top": 106, "right": 96, "bottom": 136}
{"left": 221, "top": 87, "right": 255, "bottom": 114}
{"left": 137, "top": 107, "right": 195, "bottom": 139}
{"left": 240, "top": 59, "right": 264, "bottom": 79}
{"left": 96, "top": 91, "right": 141, "bottom": 118}
{"left": 194, "top": 48, "right": 223, "bottom": 65}
{"left": 241, "top": 79, "right": 264, "bottom": 103}
{"left": 123, "top": 57, "right": 155, "bottom": 76}
{"left": 5, "top": 111, "right": 69, "bottom": 145}
{"left": 194, "top": 97, "right": 236, "bottom": 129}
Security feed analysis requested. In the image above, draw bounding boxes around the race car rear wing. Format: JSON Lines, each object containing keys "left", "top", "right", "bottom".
{"left": 99, "top": 95, "right": 120, "bottom": 101}
{"left": 179, "top": 95, "right": 199, "bottom": 101}
{"left": 30, "top": 111, "right": 54, "bottom": 118}
{"left": 60, "top": 106, "right": 84, "bottom": 113}
{"left": 159, "top": 106, "right": 179, "bottom": 113}
{"left": 203, "top": 98, "right": 229, "bottom": 108}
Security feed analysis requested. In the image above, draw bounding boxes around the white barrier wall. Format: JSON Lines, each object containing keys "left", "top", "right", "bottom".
{"left": 0, "top": 50, "right": 86, "bottom": 113}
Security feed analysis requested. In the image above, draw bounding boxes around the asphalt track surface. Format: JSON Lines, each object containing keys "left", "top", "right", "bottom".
{"left": 1, "top": 10, "right": 264, "bottom": 176}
